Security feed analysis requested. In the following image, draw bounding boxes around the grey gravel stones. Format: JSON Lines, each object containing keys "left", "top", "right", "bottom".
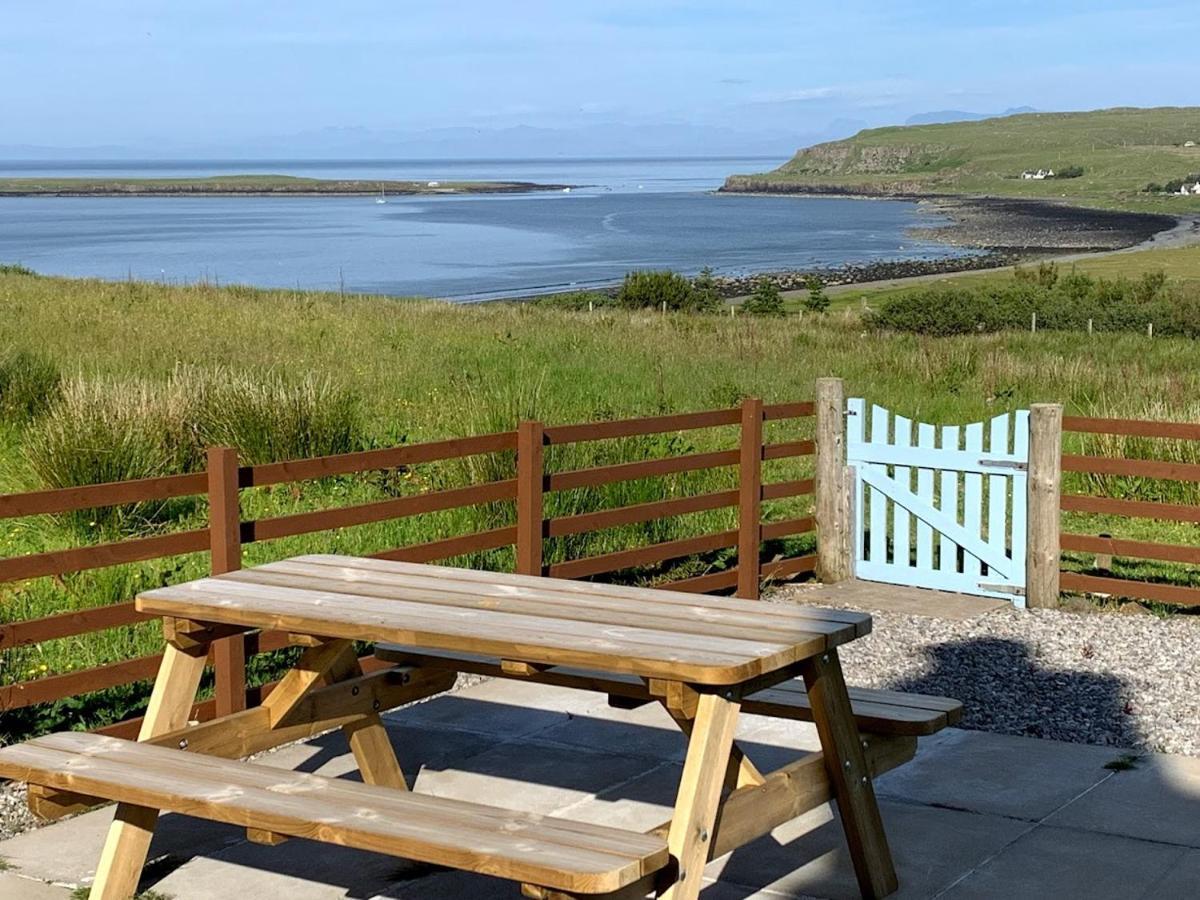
{"left": 778, "top": 586, "right": 1200, "bottom": 756}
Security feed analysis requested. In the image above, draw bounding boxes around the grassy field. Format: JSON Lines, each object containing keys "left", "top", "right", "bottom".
{"left": 3, "top": 265, "right": 1200, "bottom": 733}
{"left": 0, "top": 175, "right": 562, "bottom": 196}
{"left": 725, "top": 107, "right": 1200, "bottom": 214}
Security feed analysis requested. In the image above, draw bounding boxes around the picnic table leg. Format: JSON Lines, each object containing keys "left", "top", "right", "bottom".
{"left": 661, "top": 691, "right": 740, "bottom": 900}
{"left": 330, "top": 654, "right": 408, "bottom": 791}
{"left": 800, "top": 649, "right": 898, "bottom": 899}
{"left": 90, "top": 642, "right": 208, "bottom": 899}
{"left": 267, "top": 639, "right": 408, "bottom": 791}
{"left": 662, "top": 705, "right": 764, "bottom": 790}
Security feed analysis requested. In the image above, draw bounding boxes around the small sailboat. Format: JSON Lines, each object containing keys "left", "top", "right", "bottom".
{"left": 376, "top": 184, "right": 387, "bottom": 205}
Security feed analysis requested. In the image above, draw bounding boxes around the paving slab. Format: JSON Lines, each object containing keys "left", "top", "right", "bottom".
{"left": 941, "top": 825, "right": 1191, "bottom": 899}
{"left": 0, "top": 802, "right": 244, "bottom": 887}
{"left": 710, "top": 799, "right": 1030, "bottom": 899}
{"left": 874, "top": 727, "right": 1118, "bottom": 820}
{"left": 1145, "top": 847, "right": 1200, "bottom": 897}
{"left": 786, "top": 580, "right": 1008, "bottom": 620}
{"left": 384, "top": 679, "right": 605, "bottom": 740}
{"left": 0, "top": 872, "right": 71, "bottom": 899}
{"left": 153, "top": 837, "right": 430, "bottom": 900}
{"left": 415, "top": 732, "right": 662, "bottom": 813}
{"left": 1045, "top": 752, "right": 1200, "bottom": 847}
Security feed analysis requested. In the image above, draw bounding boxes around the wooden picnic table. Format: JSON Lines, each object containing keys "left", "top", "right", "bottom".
{"left": 2, "top": 556, "right": 900, "bottom": 899}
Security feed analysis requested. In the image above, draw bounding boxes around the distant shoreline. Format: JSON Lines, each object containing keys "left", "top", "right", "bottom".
{"left": 0, "top": 175, "right": 573, "bottom": 197}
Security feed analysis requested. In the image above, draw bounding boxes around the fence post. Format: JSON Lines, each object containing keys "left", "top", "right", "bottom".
{"left": 516, "top": 421, "right": 545, "bottom": 577}
{"left": 207, "top": 446, "right": 245, "bottom": 715}
{"left": 815, "top": 377, "right": 851, "bottom": 583}
{"left": 737, "top": 397, "right": 764, "bottom": 599}
{"left": 1026, "top": 404, "right": 1062, "bottom": 609}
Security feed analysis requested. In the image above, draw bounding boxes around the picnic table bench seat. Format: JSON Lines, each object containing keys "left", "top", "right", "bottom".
{"left": 0, "top": 731, "right": 670, "bottom": 897}
{"left": 375, "top": 644, "right": 963, "bottom": 737}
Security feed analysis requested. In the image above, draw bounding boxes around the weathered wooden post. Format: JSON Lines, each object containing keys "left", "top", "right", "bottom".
{"left": 207, "top": 446, "right": 245, "bottom": 715}
{"left": 516, "top": 420, "right": 545, "bottom": 577}
{"left": 815, "top": 378, "right": 851, "bottom": 583}
{"left": 737, "top": 397, "right": 764, "bottom": 599}
{"left": 1026, "top": 404, "right": 1063, "bottom": 609}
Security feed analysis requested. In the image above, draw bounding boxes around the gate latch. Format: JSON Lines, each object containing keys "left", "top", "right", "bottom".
{"left": 977, "top": 458, "right": 1027, "bottom": 471}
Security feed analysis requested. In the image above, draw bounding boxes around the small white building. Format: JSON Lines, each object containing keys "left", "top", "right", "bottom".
{"left": 1021, "top": 168, "right": 1055, "bottom": 180}
{"left": 1185, "top": 140, "right": 1196, "bottom": 147}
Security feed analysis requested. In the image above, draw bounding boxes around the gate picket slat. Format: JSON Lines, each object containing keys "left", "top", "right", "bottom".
{"left": 987, "top": 415, "right": 1011, "bottom": 583}
{"left": 962, "top": 422, "right": 985, "bottom": 578}
{"left": 847, "top": 398, "right": 866, "bottom": 565}
{"left": 892, "top": 415, "right": 913, "bottom": 567}
{"left": 868, "top": 405, "right": 889, "bottom": 565}
{"left": 1009, "top": 410, "right": 1030, "bottom": 608}
{"left": 938, "top": 425, "right": 960, "bottom": 575}
{"left": 916, "top": 423, "right": 935, "bottom": 571}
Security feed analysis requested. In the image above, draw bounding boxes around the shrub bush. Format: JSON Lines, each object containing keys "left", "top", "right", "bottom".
{"left": 802, "top": 275, "right": 830, "bottom": 313}
{"left": 865, "top": 269, "right": 1199, "bottom": 338}
{"left": 616, "top": 270, "right": 698, "bottom": 312}
{"left": 0, "top": 262, "right": 36, "bottom": 276}
{"left": 690, "top": 267, "right": 723, "bottom": 313}
{"left": 0, "top": 349, "right": 61, "bottom": 422}
{"left": 743, "top": 278, "right": 786, "bottom": 317}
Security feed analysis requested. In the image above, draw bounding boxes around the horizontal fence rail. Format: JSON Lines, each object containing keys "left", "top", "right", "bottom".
{"left": 0, "top": 397, "right": 817, "bottom": 732}
{"left": 1059, "top": 415, "right": 1200, "bottom": 607}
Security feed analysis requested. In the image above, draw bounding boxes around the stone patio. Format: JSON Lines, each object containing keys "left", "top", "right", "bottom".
{"left": 1, "top": 677, "right": 1198, "bottom": 899}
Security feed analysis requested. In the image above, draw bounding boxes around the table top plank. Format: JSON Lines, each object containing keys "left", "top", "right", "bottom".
{"left": 225, "top": 560, "right": 857, "bottom": 646}
{"left": 137, "top": 556, "right": 868, "bottom": 685}
{"left": 301, "top": 555, "right": 873, "bottom": 635}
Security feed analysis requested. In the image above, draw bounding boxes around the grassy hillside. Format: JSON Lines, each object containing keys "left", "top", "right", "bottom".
{"left": 725, "top": 107, "right": 1200, "bottom": 214}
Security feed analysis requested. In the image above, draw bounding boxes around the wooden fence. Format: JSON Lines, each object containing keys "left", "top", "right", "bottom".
{"left": 0, "top": 398, "right": 817, "bottom": 737}
{"left": 1059, "top": 413, "right": 1200, "bottom": 607}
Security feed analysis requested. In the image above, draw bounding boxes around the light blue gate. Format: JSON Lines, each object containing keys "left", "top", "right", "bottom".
{"left": 846, "top": 399, "right": 1029, "bottom": 605}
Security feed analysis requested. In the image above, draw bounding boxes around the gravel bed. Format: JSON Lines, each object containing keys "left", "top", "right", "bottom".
{"left": 777, "top": 586, "right": 1200, "bottom": 756}
{"left": 1, "top": 780, "right": 36, "bottom": 842}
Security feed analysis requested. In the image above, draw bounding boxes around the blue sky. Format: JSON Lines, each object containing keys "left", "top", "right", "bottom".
{"left": 3, "top": 1, "right": 1198, "bottom": 154}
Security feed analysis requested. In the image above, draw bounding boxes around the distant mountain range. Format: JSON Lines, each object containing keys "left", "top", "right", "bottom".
{"left": 0, "top": 120, "right": 861, "bottom": 162}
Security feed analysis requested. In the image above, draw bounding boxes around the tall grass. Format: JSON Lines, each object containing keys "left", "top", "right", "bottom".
{"left": 0, "top": 349, "right": 60, "bottom": 422}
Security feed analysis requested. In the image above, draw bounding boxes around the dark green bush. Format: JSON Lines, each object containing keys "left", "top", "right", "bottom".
{"left": 0, "top": 262, "right": 36, "bottom": 276}
{"left": 0, "top": 349, "right": 61, "bottom": 421}
{"left": 866, "top": 269, "right": 1200, "bottom": 338}
{"left": 616, "top": 270, "right": 698, "bottom": 312}
{"left": 1056, "top": 165, "right": 1084, "bottom": 179}
{"left": 690, "top": 267, "right": 723, "bottom": 313}
{"left": 743, "top": 278, "right": 786, "bottom": 317}
{"left": 802, "top": 275, "right": 830, "bottom": 313}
